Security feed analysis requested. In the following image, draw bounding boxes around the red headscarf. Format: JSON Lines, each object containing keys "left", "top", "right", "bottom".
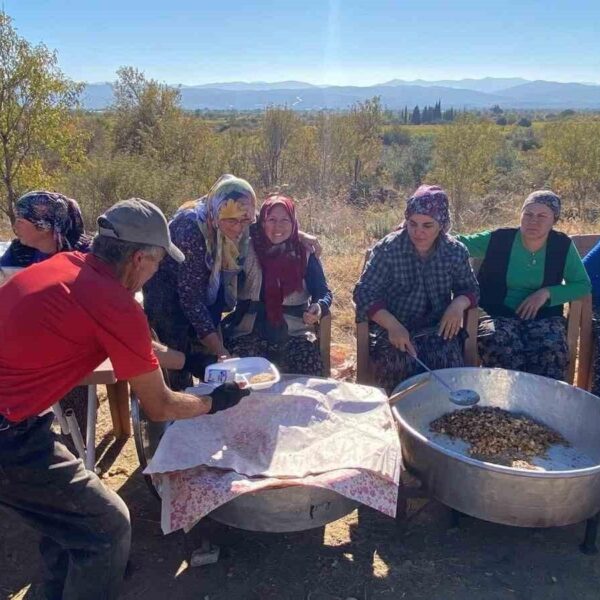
{"left": 252, "top": 194, "right": 306, "bottom": 325}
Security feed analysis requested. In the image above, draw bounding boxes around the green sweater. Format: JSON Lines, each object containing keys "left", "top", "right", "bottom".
{"left": 455, "top": 230, "right": 591, "bottom": 311}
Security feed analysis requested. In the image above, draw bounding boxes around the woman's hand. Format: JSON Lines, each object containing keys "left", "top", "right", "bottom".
{"left": 303, "top": 303, "right": 322, "bottom": 325}
{"left": 298, "top": 231, "right": 322, "bottom": 258}
{"left": 201, "top": 333, "right": 231, "bottom": 360}
{"left": 516, "top": 288, "right": 550, "bottom": 320}
{"left": 387, "top": 322, "right": 417, "bottom": 357}
{"left": 438, "top": 296, "right": 469, "bottom": 340}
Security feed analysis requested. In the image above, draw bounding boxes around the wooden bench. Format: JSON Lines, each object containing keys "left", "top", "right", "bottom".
{"left": 571, "top": 234, "right": 599, "bottom": 390}
{"left": 317, "top": 313, "right": 332, "bottom": 377}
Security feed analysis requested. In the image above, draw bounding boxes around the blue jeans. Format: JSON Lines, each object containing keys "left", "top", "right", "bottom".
{"left": 0, "top": 413, "right": 131, "bottom": 600}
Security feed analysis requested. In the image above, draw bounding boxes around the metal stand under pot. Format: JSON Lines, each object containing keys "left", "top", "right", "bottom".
{"left": 392, "top": 367, "right": 600, "bottom": 554}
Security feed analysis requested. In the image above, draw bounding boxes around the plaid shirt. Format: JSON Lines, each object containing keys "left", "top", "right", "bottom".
{"left": 353, "top": 229, "right": 479, "bottom": 333}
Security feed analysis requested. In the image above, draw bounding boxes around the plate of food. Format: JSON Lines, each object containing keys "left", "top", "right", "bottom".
{"left": 204, "top": 356, "right": 281, "bottom": 390}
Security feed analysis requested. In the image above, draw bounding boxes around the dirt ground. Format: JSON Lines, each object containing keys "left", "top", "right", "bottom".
{"left": 2, "top": 392, "right": 600, "bottom": 600}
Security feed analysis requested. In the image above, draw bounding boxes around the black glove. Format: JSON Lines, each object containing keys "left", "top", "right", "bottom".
{"left": 183, "top": 352, "right": 217, "bottom": 378}
{"left": 208, "top": 383, "right": 251, "bottom": 414}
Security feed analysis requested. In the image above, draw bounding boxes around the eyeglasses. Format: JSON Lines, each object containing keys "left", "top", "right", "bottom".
{"left": 220, "top": 217, "right": 252, "bottom": 227}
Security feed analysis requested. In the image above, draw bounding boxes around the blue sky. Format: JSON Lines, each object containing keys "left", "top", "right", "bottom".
{"left": 6, "top": 1, "right": 600, "bottom": 85}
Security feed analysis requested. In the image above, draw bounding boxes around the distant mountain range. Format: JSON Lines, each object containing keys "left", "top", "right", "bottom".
{"left": 80, "top": 77, "right": 600, "bottom": 111}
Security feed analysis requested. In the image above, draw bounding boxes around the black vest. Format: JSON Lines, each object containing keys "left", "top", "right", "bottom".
{"left": 478, "top": 228, "right": 571, "bottom": 319}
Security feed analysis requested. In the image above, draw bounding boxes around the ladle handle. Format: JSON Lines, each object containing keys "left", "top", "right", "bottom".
{"left": 388, "top": 378, "right": 429, "bottom": 406}
{"left": 411, "top": 355, "right": 454, "bottom": 394}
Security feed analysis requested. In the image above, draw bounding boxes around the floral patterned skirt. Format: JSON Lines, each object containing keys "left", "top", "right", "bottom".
{"left": 226, "top": 332, "right": 323, "bottom": 376}
{"left": 477, "top": 316, "right": 568, "bottom": 381}
{"left": 370, "top": 330, "right": 465, "bottom": 395}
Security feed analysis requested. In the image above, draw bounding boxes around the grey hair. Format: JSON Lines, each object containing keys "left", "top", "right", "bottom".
{"left": 91, "top": 234, "right": 162, "bottom": 268}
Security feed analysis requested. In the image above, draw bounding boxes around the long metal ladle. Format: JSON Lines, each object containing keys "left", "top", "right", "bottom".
{"left": 388, "top": 355, "right": 480, "bottom": 407}
{"left": 411, "top": 355, "right": 480, "bottom": 406}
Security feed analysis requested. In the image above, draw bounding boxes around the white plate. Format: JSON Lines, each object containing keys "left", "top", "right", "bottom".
{"left": 204, "top": 356, "right": 281, "bottom": 390}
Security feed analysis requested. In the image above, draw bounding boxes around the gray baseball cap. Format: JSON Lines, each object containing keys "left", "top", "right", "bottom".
{"left": 97, "top": 198, "right": 185, "bottom": 263}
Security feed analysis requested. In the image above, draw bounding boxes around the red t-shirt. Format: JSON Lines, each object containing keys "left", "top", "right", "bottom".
{"left": 0, "top": 252, "right": 159, "bottom": 422}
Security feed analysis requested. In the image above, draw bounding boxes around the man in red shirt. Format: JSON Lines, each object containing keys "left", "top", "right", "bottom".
{"left": 0, "top": 198, "right": 248, "bottom": 600}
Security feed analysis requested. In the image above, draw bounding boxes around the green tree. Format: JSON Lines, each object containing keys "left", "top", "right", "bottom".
{"left": 347, "top": 97, "right": 384, "bottom": 185}
{"left": 252, "top": 105, "right": 299, "bottom": 189}
{"left": 389, "top": 136, "right": 434, "bottom": 189}
{"left": 0, "top": 14, "right": 83, "bottom": 220}
{"left": 110, "top": 67, "right": 225, "bottom": 204}
{"left": 443, "top": 108, "right": 455, "bottom": 122}
{"left": 285, "top": 112, "right": 350, "bottom": 198}
{"left": 410, "top": 106, "right": 421, "bottom": 125}
{"left": 285, "top": 124, "right": 320, "bottom": 196}
{"left": 430, "top": 116, "right": 504, "bottom": 229}
{"left": 312, "top": 112, "right": 354, "bottom": 195}
{"left": 112, "top": 66, "right": 182, "bottom": 160}
{"left": 541, "top": 118, "right": 600, "bottom": 216}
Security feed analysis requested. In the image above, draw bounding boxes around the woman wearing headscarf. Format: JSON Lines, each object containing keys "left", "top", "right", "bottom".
{"left": 223, "top": 194, "right": 332, "bottom": 375}
{"left": 353, "top": 184, "right": 479, "bottom": 393}
{"left": 143, "top": 174, "right": 256, "bottom": 389}
{"left": 456, "top": 190, "right": 591, "bottom": 380}
{"left": 0, "top": 192, "right": 90, "bottom": 454}
{"left": 1, "top": 190, "right": 91, "bottom": 267}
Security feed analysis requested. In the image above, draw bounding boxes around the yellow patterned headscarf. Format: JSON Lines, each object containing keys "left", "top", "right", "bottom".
{"left": 176, "top": 174, "right": 256, "bottom": 307}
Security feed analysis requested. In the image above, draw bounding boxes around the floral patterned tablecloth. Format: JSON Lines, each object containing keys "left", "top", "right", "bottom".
{"left": 145, "top": 377, "right": 401, "bottom": 534}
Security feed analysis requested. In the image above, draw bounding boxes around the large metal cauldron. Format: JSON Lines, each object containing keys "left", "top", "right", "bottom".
{"left": 130, "top": 383, "right": 358, "bottom": 532}
{"left": 392, "top": 368, "right": 600, "bottom": 528}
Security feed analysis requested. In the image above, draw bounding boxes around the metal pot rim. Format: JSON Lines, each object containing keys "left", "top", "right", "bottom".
{"left": 392, "top": 370, "right": 600, "bottom": 480}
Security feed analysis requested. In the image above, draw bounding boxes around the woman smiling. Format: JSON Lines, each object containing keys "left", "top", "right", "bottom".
{"left": 143, "top": 174, "right": 257, "bottom": 389}
{"left": 223, "top": 194, "right": 332, "bottom": 375}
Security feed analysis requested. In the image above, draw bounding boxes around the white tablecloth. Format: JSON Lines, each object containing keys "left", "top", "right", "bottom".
{"left": 145, "top": 377, "right": 402, "bottom": 533}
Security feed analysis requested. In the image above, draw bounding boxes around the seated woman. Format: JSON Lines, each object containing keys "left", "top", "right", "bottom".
{"left": 223, "top": 194, "right": 332, "bottom": 376}
{"left": 353, "top": 185, "right": 479, "bottom": 394}
{"left": 456, "top": 191, "right": 591, "bottom": 380}
{"left": 143, "top": 174, "right": 257, "bottom": 390}
{"left": 582, "top": 240, "right": 600, "bottom": 394}
{"left": 0, "top": 191, "right": 93, "bottom": 447}
{"left": 144, "top": 175, "right": 323, "bottom": 390}
{"left": 1, "top": 190, "right": 91, "bottom": 267}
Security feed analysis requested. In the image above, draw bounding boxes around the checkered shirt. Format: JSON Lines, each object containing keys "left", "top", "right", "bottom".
{"left": 353, "top": 229, "right": 479, "bottom": 333}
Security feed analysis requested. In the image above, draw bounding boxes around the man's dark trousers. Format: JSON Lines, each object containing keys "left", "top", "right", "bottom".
{"left": 0, "top": 413, "right": 131, "bottom": 599}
